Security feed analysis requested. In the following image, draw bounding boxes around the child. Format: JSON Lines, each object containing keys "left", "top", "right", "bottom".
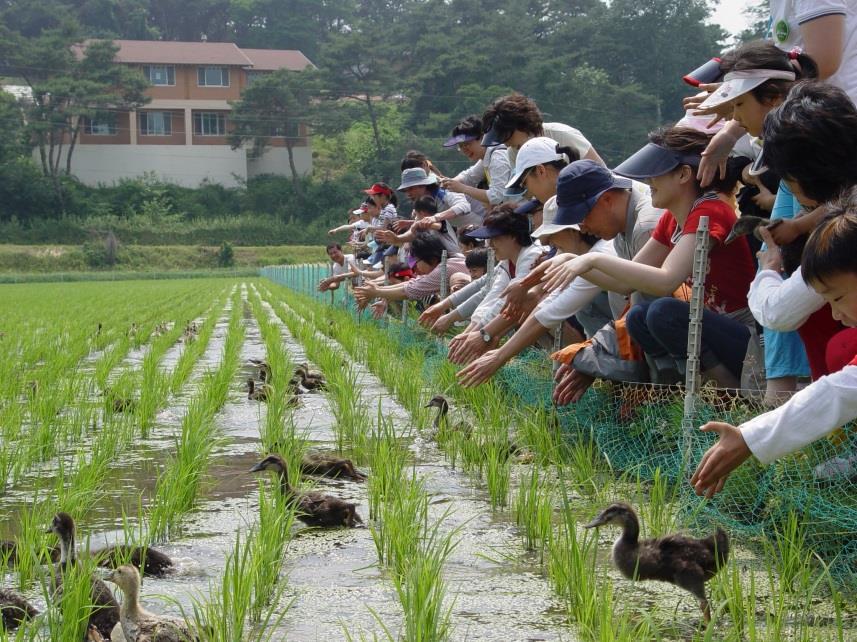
{"left": 692, "top": 199, "right": 857, "bottom": 498}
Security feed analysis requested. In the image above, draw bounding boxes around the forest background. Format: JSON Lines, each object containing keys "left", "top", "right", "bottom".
{"left": 0, "top": 0, "right": 767, "bottom": 254}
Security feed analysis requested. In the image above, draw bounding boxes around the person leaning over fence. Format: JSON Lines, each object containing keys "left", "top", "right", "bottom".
{"left": 375, "top": 196, "right": 460, "bottom": 258}
{"left": 692, "top": 200, "right": 857, "bottom": 498}
{"left": 395, "top": 167, "right": 475, "bottom": 233}
{"left": 440, "top": 115, "right": 512, "bottom": 210}
{"left": 447, "top": 206, "right": 545, "bottom": 365}
{"left": 456, "top": 195, "right": 614, "bottom": 387}
{"left": 417, "top": 247, "right": 490, "bottom": 334}
{"left": 481, "top": 93, "right": 604, "bottom": 168}
{"left": 519, "top": 160, "right": 662, "bottom": 404}
{"left": 748, "top": 82, "right": 857, "bottom": 384}
{"left": 540, "top": 127, "right": 756, "bottom": 389}
{"left": 352, "top": 231, "right": 468, "bottom": 308}
{"left": 318, "top": 243, "right": 361, "bottom": 292}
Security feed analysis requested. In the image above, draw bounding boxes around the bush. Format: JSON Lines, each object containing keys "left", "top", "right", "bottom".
{"left": 217, "top": 241, "right": 235, "bottom": 267}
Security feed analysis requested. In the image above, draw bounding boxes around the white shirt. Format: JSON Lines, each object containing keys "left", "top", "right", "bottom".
{"left": 471, "top": 244, "right": 545, "bottom": 326}
{"left": 453, "top": 145, "right": 513, "bottom": 206}
{"left": 331, "top": 254, "right": 360, "bottom": 283}
{"left": 741, "top": 364, "right": 857, "bottom": 463}
{"left": 747, "top": 267, "right": 824, "bottom": 331}
{"left": 769, "top": 0, "right": 857, "bottom": 101}
{"left": 534, "top": 240, "right": 616, "bottom": 330}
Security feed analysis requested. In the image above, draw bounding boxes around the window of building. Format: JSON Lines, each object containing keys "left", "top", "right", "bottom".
{"left": 272, "top": 121, "right": 301, "bottom": 139}
{"left": 139, "top": 111, "right": 172, "bottom": 136}
{"left": 245, "top": 71, "right": 264, "bottom": 85}
{"left": 84, "top": 115, "right": 117, "bottom": 136}
{"left": 197, "top": 66, "right": 229, "bottom": 87}
{"left": 193, "top": 112, "right": 226, "bottom": 136}
{"left": 143, "top": 65, "right": 175, "bottom": 86}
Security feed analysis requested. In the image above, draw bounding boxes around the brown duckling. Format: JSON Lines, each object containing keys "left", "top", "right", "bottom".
{"left": 250, "top": 454, "right": 362, "bottom": 528}
{"left": 247, "top": 378, "right": 271, "bottom": 402}
{"left": 103, "top": 389, "right": 136, "bottom": 414}
{"left": 425, "top": 395, "right": 472, "bottom": 437}
{"left": 105, "top": 565, "right": 196, "bottom": 642}
{"left": 92, "top": 544, "right": 174, "bottom": 578}
{"left": 725, "top": 216, "right": 805, "bottom": 273}
{"left": 0, "top": 587, "right": 38, "bottom": 631}
{"left": 584, "top": 503, "right": 729, "bottom": 622}
{"left": 293, "top": 364, "right": 327, "bottom": 391}
{"left": 48, "top": 512, "right": 120, "bottom": 639}
{"left": 301, "top": 452, "right": 367, "bottom": 482}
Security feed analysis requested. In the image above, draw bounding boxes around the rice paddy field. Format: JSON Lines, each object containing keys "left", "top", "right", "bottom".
{"left": 0, "top": 276, "right": 854, "bottom": 641}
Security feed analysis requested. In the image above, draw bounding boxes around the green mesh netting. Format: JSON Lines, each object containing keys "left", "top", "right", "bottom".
{"left": 261, "top": 265, "right": 857, "bottom": 587}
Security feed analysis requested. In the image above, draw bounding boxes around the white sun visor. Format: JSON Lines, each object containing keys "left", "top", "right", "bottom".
{"left": 697, "top": 69, "right": 796, "bottom": 111}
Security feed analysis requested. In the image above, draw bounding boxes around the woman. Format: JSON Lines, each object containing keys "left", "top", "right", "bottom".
{"left": 695, "top": 40, "right": 818, "bottom": 402}
{"left": 447, "top": 206, "right": 545, "bottom": 365}
{"left": 542, "top": 126, "right": 756, "bottom": 387}
{"left": 440, "top": 115, "right": 512, "bottom": 209}
{"left": 457, "top": 195, "right": 614, "bottom": 387}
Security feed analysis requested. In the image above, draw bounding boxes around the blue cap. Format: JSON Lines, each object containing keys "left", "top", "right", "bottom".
{"left": 514, "top": 198, "right": 541, "bottom": 215}
{"left": 466, "top": 224, "right": 507, "bottom": 239}
{"left": 443, "top": 133, "right": 479, "bottom": 148}
{"left": 555, "top": 160, "right": 632, "bottom": 226}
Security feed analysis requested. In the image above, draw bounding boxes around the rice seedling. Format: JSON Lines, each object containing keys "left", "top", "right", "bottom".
{"left": 249, "top": 483, "right": 297, "bottom": 622}
{"left": 512, "top": 467, "right": 555, "bottom": 559}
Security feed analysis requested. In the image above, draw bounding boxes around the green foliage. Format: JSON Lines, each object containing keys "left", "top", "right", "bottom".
{"left": 217, "top": 240, "right": 235, "bottom": 268}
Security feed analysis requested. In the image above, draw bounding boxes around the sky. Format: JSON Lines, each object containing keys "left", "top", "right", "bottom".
{"left": 710, "top": 0, "right": 759, "bottom": 37}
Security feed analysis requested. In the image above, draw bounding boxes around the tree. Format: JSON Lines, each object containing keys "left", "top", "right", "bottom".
{"left": 228, "top": 68, "right": 317, "bottom": 196}
{"left": 1, "top": 26, "right": 150, "bottom": 214}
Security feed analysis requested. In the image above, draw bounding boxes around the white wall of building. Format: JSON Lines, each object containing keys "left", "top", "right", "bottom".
{"left": 45, "top": 143, "right": 313, "bottom": 187}
{"left": 246, "top": 146, "right": 312, "bottom": 179}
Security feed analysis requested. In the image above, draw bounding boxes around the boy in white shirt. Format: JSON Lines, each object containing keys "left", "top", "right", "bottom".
{"left": 692, "top": 200, "right": 857, "bottom": 498}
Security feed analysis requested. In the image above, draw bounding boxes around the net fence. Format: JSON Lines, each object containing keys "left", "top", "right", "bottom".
{"left": 261, "top": 264, "right": 857, "bottom": 589}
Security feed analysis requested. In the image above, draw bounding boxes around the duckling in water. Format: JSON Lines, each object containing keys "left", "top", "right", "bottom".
{"left": 92, "top": 544, "right": 174, "bottom": 578}
{"left": 103, "top": 389, "right": 137, "bottom": 414}
{"left": 0, "top": 587, "right": 38, "bottom": 631}
{"left": 584, "top": 503, "right": 729, "bottom": 622}
{"left": 247, "top": 378, "right": 271, "bottom": 402}
{"left": 48, "top": 512, "right": 120, "bottom": 639}
{"left": 250, "top": 454, "right": 363, "bottom": 528}
{"left": 301, "top": 452, "right": 367, "bottom": 482}
{"left": 105, "top": 565, "right": 196, "bottom": 642}
{"left": 294, "top": 364, "right": 326, "bottom": 391}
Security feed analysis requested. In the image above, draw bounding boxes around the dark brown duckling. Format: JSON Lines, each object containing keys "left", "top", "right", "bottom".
{"left": 48, "top": 512, "right": 120, "bottom": 639}
{"left": 103, "top": 389, "right": 136, "bottom": 414}
{"left": 0, "top": 587, "right": 38, "bottom": 630}
{"left": 250, "top": 454, "right": 362, "bottom": 528}
{"left": 301, "top": 452, "right": 367, "bottom": 482}
{"left": 725, "top": 216, "right": 805, "bottom": 273}
{"left": 584, "top": 503, "right": 729, "bottom": 622}
{"left": 91, "top": 544, "right": 174, "bottom": 578}
{"left": 247, "top": 378, "right": 270, "bottom": 402}
{"left": 0, "top": 539, "right": 60, "bottom": 565}
{"left": 425, "top": 395, "right": 472, "bottom": 437}
{"left": 294, "top": 364, "right": 327, "bottom": 391}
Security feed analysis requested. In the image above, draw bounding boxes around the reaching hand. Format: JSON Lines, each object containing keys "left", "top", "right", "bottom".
{"left": 441, "top": 178, "right": 465, "bottom": 193}
{"left": 682, "top": 83, "right": 721, "bottom": 111}
{"left": 448, "top": 330, "right": 491, "bottom": 365}
{"left": 766, "top": 217, "right": 803, "bottom": 245}
{"left": 371, "top": 299, "right": 387, "bottom": 320}
{"left": 543, "top": 255, "right": 590, "bottom": 293}
{"left": 756, "top": 227, "right": 783, "bottom": 273}
{"left": 690, "top": 421, "right": 752, "bottom": 499}
{"left": 374, "top": 229, "right": 398, "bottom": 245}
{"left": 457, "top": 349, "right": 502, "bottom": 387}
{"left": 431, "top": 312, "right": 456, "bottom": 335}
{"left": 419, "top": 301, "right": 447, "bottom": 329}
{"left": 393, "top": 220, "right": 413, "bottom": 233}
{"left": 697, "top": 126, "right": 741, "bottom": 188}
{"left": 552, "top": 365, "right": 595, "bottom": 405}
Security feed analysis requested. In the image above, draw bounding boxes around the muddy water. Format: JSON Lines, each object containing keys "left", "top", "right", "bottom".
{"left": 259, "top": 295, "right": 573, "bottom": 641}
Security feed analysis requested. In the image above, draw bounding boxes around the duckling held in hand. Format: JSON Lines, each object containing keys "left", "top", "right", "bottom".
{"left": 48, "top": 512, "right": 120, "bottom": 639}
{"left": 301, "top": 452, "right": 367, "bottom": 482}
{"left": 0, "top": 587, "right": 38, "bottom": 631}
{"left": 250, "top": 454, "right": 362, "bottom": 528}
{"left": 584, "top": 503, "right": 729, "bottom": 622}
{"left": 92, "top": 544, "right": 174, "bottom": 578}
{"left": 105, "top": 565, "right": 196, "bottom": 642}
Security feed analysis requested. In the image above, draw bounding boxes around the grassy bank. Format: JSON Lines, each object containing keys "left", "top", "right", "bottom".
{"left": 0, "top": 244, "right": 327, "bottom": 274}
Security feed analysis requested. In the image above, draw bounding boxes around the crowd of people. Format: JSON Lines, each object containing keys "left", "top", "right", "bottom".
{"left": 320, "top": 2, "right": 857, "bottom": 498}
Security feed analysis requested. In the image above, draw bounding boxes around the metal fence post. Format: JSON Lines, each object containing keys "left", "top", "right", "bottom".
{"left": 439, "top": 249, "right": 449, "bottom": 300}
{"left": 682, "top": 216, "right": 711, "bottom": 466}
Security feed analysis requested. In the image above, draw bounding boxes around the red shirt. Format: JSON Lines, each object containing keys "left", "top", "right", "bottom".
{"left": 797, "top": 305, "right": 844, "bottom": 379}
{"left": 651, "top": 198, "right": 755, "bottom": 314}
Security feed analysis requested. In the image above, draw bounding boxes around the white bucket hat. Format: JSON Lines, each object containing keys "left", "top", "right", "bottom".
{"left": 531, "top": 196, "right": 580, "bottom": 240}
{"left": 697, "top": 68, "right": 796, "bottom": 111}
{"left": 506, "top": 137, "right": 566, "bottom": 189}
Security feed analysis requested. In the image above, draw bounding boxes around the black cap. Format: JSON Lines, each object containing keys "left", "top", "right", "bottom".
{"left": 554, "top": 160, "right": 632, "bottom": 226}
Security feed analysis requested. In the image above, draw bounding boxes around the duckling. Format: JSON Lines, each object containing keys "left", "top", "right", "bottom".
{"left": 247, "top": 378, "right": 271, "bottom": 402}
{"left": 250, "top": 455, "right": 363, "bottom": 528}
{"left": 48, "top": 512, "right": 120, "bottom": 639}
{"left": 300, "top": 452, "right": 367, "bottom": 482}
{"left": 0, "top": 539, "right": 60, "bottom": 565}
{"left": 103, "top": 389, "right": 136, "bottom": 414}
{"left": 92, "top": 544, "right": 174, "bottom": 578}
{"left": 725, "top": 216, "right": 805, "bottom": 273}
{"left": 293, "top": 364, "right": 326, "bottom": 391}
{"left": 584, "top": 503, "right": 729, "bottom": 622}
{"left": 425, "top": 395, "right": 472, "bottom": 437}
{"left": 105, "top": 565, "right": 196, "bottom": 642}
{"left": 127, "top": 323, "right": 138, "bottom": 340}
{"left": 0, "top": 587, "right": 38, "bottom": 630}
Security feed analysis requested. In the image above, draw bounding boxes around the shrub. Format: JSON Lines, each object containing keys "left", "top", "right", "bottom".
{"left": 217, "top": 241, "right": 235, "bottom": 267}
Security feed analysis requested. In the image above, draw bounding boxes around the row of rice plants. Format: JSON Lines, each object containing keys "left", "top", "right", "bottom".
{"left": 146, "top": 289, "right": 245, "bottom": 541}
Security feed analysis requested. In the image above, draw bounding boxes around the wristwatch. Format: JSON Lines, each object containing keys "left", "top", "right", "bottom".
{"left": 479, "top": 328, "right": 492, "bottom": 343}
